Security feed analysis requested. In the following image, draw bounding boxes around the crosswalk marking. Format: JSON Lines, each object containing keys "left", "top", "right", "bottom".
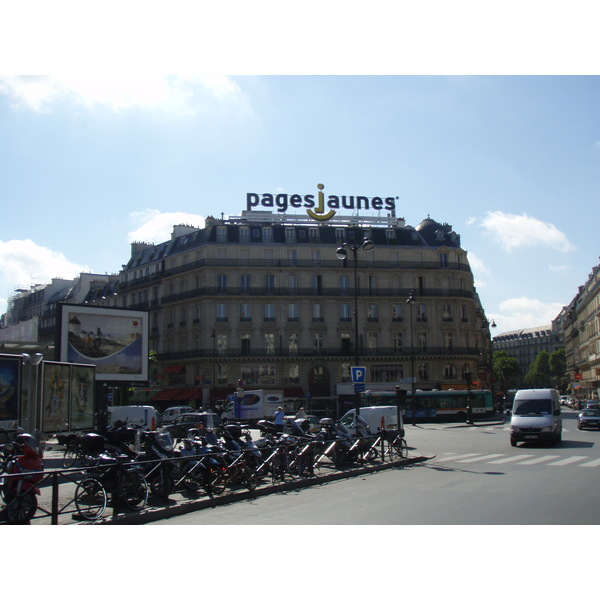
{"left": 547, "top": 456, "right": 588, "bottom": 466}
{"left": 579, "top": 458, "right": 600, "bottom": 468}
{"left": 488, "top": 455, "right": 534, "bottom": 464}
{"left": 442, "top": 453, "right": 480, "bottom": 461}
{"left": 457, "top": 454, "right": 506, "bottom": 463}
{"left": 515, "top": 455, "right": 561, "bottom": 465}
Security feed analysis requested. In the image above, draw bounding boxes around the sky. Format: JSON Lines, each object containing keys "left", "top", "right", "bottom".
{"left": 1, "top": 4, "right": 599, "bottom": 340}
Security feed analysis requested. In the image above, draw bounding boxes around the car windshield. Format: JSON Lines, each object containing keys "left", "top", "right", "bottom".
{"left": 582, "top": 409, "right": 600, "bottom": 416}
{"left": 513, "top": 399, "right": 552, "bottom": 415}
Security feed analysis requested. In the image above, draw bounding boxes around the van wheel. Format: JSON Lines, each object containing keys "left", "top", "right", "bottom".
{"left": 510, "top": 437, "right": 517, "bottom": 447}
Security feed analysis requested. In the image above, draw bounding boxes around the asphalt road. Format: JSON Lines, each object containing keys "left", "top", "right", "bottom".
{"left": 147, "top": 409, "right": 600, "bottom": 525}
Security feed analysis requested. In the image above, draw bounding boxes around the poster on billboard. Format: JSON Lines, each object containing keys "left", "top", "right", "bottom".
{"left": 41, "top": 361, "right": 71, "bottom": 432}
{"left": 70, "top": 364, "right": 95, "bottom": 430}
{"left": 58, "top": 304, "right": 148, "bottom": 382}
{"left": 0, "top": 354, "right": 21, "bottom": 429}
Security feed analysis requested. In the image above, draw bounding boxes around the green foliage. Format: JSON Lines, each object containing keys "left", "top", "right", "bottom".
{"left": 493, "top": 351, "right": 520, "bottom": 391}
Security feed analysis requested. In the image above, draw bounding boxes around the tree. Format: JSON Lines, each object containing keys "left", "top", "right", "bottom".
{"left": 525, "top": 351, "right": 551, "bottom": 388}
{"left": 493, "top": 351, "right": 520, "bottom": 392}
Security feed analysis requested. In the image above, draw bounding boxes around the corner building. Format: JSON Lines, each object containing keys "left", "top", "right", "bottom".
{"left": 118, "top": 211, "right": 493, "bottom": 415}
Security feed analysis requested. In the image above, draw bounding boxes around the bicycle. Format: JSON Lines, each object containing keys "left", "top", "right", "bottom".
{"left": 207, "top": 447, "right": 258, "bottom": 493}
{"left": 380, "top": 428, "right": 408, "bottom": 460}
{"left": 74, "top": 453, "right": 148, "bottom": 521}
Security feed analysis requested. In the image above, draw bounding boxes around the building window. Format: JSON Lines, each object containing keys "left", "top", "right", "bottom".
{"left": 392, "top": 304, "right": 403, "bottom": 321}
{"left": 368, "top": 331, "right": 378, "bottom": 351}
{"left": 285, "top": 228, "right": 296, "bottom": 243}
{"left": 368, "top": 275, "right": 376, "bottom": 295}
{"left": 445, "top": 331, "right": 454, "bottom": 352}
{"left": 288, "top": 303, "right": 299, "bottom": 321}
{"left": 217, "top": 363, "right": 228, "bottom": 384}
{"left": 418, "top": 363, "right": 429, "bottom": 381}
{"left": 241, "top": 333, "right": 251, "bottom": 355}
{"left": 217, "top": 226, "right": 227, "bottom": 242}
{"left": 313, "top": 333, "right": 323, "bottom": 352}
{"left": 340, "top": 303, "right": 351, "bottom": 322}
{"left": 312, "top": 275, "right": 322, "bottom": 295}
{"left": 444, "top": 364, "right": 457, "bottom": 379}
{"left": 370, "top": 364, "right": 403, "bottom": 382}
{"left": 341, "top": 332, "right": 352, "bottom": 354}
{"left": 341, "top": 362, "right": 351, "bottom": 382}
{"left": 264, "top": 303, "right": 275, "bottom": 321}
{"left": 263, "top": 227, "right": 273, "bottom": 243}
{"left": 216, "top": 304, "right": 228, "bottom": 322}
{"left": 217, "top": 274, "right": 227, "bottom": 293}
{"left": 240, "top": 303, "right": 252, "bottom": 321}
{"left": 288, "top": 364, "right": 299, "bottom": 383}
{"left": 289, "top": 333, "right": 298, "bottom": 355}
{"left": 368, "top": 304, "right": 378, "bottom": 321}
{"left": 288, "top": 249, "right": 297, "bottom": 266}
{"left": 288, "top": 274, "right": 298, "bottom": 295}
{"left": 417, "top": 303, "right": 427, "bottom": 322}
{"left": 240, "top": 274, "right": 251, "bottom": 293}
{"left": 393, "top": 332, "right": 403, "bottom": 351}
{"left": 311, "top": 250, "right": 321, "bottom": 265}
{"left": 418, "top": 332, "right": 427, "bottom": 351}
{"left": 312, "top": 303, "right": 323, "bottom": 321}
{"left": 241, "top": 365, "right": 276, "bottom": 386}
{"left": 443, "top": 303, "right": 452, "bottom": 321}
{"left": 440, "top": 252, "right": 449, "bottom": 267}
{"left": 309, "top": 228, "right": 319, "bottom": 243}
{"left": 240, "top": 227, "right": 250, "bottom": 243}
{"left": 265, "top": 274, "right": 276, "bottom": 293}
{"left": 340, "top": 274, "right": 350, "bottom": 295}
{"left": 217, "top": 333, "right": 227, "bottom": 356}
{"left": 264, "top": 333, "right": 275, "bottom": 355}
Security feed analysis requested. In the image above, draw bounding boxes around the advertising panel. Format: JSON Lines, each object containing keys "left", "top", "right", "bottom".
{"left": 58, "top": 304, "right": 148, "bottom": 382}
{"left": 0, "top": 354, "right": 21, "bottom": 429}
{"left": 41, "top": 361, "right": 71, "bottom": 432}
{"left": 70, "top": 364, "right": 95, "bottom": 430}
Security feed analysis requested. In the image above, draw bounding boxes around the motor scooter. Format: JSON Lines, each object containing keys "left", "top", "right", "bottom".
{"left": 0, "top": 433, "right": 44, "bottom": 524}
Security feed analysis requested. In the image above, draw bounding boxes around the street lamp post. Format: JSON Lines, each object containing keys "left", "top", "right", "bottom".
{"left": 336, "top": 237, "right": 375, "bottom": 418}
{"left": 406, "top": 291, "right": 416, "bottom": 426}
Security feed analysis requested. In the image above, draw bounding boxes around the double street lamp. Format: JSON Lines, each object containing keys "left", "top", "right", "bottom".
{"left": 406, "top": 291, "right": 416, "bottom": 426}
{"left": 336, "top": 237, "right": 375, "bottom": 418}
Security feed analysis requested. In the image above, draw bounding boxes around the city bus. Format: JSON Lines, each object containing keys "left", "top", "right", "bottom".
{"left": 361, "top": 389, "right": 495, "bottom": 421}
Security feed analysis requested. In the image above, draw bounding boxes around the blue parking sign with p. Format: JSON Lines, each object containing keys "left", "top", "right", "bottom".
{"left": 351, "top": 366, "right": 366, "bottom": 384}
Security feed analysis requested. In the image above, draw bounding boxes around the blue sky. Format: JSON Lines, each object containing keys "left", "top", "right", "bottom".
{"left": 1, "top": 74, "right": 598, "bottom": 335}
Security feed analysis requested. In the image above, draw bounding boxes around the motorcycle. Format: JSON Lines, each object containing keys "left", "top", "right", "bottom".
{"left": 137, "top": 430, "right": 177, "bottom": 497}
{"left": 0, "top": 433, "right": 44, "bottom": 524}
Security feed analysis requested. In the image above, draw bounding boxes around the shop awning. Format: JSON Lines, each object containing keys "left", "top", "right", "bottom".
{"left": 152, "top": 389, "right": 184, "bottom": 402}
{"left": 164, "top": 365, "right": 185, "bottom": 374}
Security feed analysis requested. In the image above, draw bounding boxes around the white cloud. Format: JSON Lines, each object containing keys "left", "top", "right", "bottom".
{"left": 490, "top": 296, "right": 565, "bottom": 334}
{"left": 0, "top": 239, "right": 89, "bottom": 314}
{"left": 128, "top": 210, "right": 206, "bottom": 244}
{"left": 478, "top": 211, "right": 575, "bottom": 253}
{"left": 0, "top": 75, "right": 245, "bottom": 114}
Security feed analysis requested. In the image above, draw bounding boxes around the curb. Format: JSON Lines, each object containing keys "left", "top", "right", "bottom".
{"left": 97, "top": 455, "right": 432, "bottom": 525}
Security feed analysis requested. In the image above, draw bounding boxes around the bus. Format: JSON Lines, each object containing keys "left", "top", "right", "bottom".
{"left": 361, "top": 389, "right": 495, "bottom": 421}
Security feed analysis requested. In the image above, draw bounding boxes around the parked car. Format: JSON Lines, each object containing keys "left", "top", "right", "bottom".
{"left": 165, "top": 412, "right": 221, "bottom": 439}
{"left": 578, "top": 409, "right": 600, "bottom": 430}
{"left": 560, "top": 396, "right": 570, "bottom": 406}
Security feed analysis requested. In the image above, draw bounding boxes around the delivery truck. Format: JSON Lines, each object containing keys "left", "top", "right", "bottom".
{"left": 221, "top": 390, "right": 284, "bottom": 423}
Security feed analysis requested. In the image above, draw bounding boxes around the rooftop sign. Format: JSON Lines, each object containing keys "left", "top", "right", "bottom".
{"left": 247, "top": 183, "right": 397, "bottom": 222}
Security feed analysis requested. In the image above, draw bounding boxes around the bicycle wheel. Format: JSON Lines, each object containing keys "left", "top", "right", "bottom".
{"left": 120, "top": 470, "right": 148, "bottom": 511}
{"left": 242, "top": 465, "right": 258, "bottom": 491}
{"left": 62, "top": 449, "right": 78, "bottom": 468}
{"left": 6, "top": 492, "right": 38, "bottom": 524}
{"left": 182, "top": 464, "right": 206, "bottom": 492}
{"left": 75, "top": 477, "right": 107, "bottom": 521}
{"left": 393, "top": 437, "right": 408, "bottom": 459}
{"left": 149, "top": 469, "right": 174, "bottom": 498}
{"left": 207, "top": 468, "right": 226, "bottom": 494}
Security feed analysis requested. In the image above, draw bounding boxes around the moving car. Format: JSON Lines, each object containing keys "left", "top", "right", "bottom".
{"left": 159, "top": 406, "right": 193, "bottom": 426}
{"left": 577, "top": 408, "right": 600, "bottom": 430}
{"left": 165, "top": 412, "right": 221, "bottom": 439}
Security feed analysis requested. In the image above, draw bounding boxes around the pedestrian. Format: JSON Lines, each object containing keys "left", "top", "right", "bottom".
{"left": 296, "top": 406, "right": 306, "bottom": 419}
{"left": 274, "top": 406, "right": 285, "bottom": 432}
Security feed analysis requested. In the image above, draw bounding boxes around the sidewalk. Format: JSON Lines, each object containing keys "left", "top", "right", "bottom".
{"left": 22, "top": 437, "right": 431, "bottom": 525}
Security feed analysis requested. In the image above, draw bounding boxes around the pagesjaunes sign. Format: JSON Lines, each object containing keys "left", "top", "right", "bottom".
{"left": 246, "top": 183, "right": 397, "bottom": 222}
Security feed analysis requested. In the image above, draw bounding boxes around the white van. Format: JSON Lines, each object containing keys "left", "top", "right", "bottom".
{"left": 340, "top": 406, "right": 403, "bottom": 435}
{"left": 159, "top": 406, "right": 193, "bottom": 425}
{"left": 108, "top": 405, "right": 158, "bottom": 431}
{"left": 510, "top": 389, "right": 562, "bottom": 447}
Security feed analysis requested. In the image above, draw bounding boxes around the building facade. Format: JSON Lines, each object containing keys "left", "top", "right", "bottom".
{"left": 563, "top": 261, "right": 600, "bottom": 400}
{"left": 492, "top": 324, "right": 564, "bottom": 385}
{"left": 117, "top": 211, "right": 494, "bottom": 412}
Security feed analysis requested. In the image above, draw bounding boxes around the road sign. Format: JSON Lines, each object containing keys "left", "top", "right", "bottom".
{"left": 351, "top": 366, "right": 366, "bottom": 384}
{"left": 354, "top": 383, "right": 366, "bottom": 393}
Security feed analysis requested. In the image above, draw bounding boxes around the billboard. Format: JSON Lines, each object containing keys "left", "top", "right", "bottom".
{"left": 58, "top": 304, "right": 148, "bottom": 382}
{"left": 41, "top": 361, "right": 96, "bottom": 432}
{"left": 0, "top": 354, "right": 21, "bottom": 429}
